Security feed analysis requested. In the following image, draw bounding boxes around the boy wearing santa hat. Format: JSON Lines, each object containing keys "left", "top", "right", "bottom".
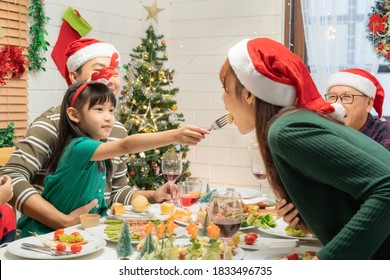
{"left": 0, "top": 38, "right": 182, "bottom": 231}
{"left": 222, "top": 37, "right": 390, "bottom": 259}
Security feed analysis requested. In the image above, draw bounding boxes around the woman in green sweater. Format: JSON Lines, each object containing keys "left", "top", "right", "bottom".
{"left": 221, "top": 38, "right": 390, "bottom": 259}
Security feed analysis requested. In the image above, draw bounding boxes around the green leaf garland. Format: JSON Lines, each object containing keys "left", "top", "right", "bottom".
{"left": 27, "top": 0, "right": 50, "bottom": 72}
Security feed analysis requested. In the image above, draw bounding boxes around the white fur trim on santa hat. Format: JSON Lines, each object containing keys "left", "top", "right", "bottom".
{"left": 329, "top": 102, "right": 345, "bottom": 121}
{"left": 66, "top": 42, "right": 120, "bottom": 71}
{"left": 326, "top": 72, "right": 376, "bottom": 97}
{"left": 228, "top": 39, "right": 296, "bottom": 107}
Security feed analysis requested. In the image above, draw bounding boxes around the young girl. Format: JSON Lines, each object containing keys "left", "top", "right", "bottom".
{"left": 18, "top": 62, "right": 207, "bottom": 237}
{"left": 220, "top": 38, "right": 390, "bottom": 259}
{"left": 0, "top": 175, "right": 16, "bottom": 244}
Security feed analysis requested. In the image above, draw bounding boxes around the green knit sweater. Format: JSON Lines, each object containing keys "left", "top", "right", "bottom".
{"left": 268, "top": 110, "right": 390, "bottom": 260}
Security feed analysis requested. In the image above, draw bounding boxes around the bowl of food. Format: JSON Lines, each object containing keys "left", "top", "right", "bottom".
{"left": 79, "top": 213, "right": 101, "bottom": 229}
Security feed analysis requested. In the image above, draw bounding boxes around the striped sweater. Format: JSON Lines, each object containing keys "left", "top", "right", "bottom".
{"left": 0, "top": 105, "right": 137, "bottom": 213}
{"left": 268, "top": 110, "right": 390, "bottom": 259}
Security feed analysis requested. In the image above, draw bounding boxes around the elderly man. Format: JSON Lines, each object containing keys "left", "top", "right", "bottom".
{"left": 277, "top": 68, "right": 390, "bottom": 227}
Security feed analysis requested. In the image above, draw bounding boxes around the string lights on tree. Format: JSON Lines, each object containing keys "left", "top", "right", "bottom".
{"left": 118, "top": 1, "right": 190, "bottom": 190}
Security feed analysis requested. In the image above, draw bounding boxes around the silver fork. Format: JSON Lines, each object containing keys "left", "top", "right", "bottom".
{"left": 21, "top": 243, "right": 72, "bottom": 256}
{"left": 208, "top": 114, "right": 228, "bottom": 131}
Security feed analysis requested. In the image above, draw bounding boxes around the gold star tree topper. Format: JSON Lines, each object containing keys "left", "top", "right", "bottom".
{"left": 143, "top": 0, "right": 165, "bottom": 23}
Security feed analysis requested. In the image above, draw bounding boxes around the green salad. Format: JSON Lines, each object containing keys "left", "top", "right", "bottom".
{"left": 284, "top": 226, "right": 305, "bottom": 237}
{"left": 241, "top": 213, "right": 277, "bottom": 229}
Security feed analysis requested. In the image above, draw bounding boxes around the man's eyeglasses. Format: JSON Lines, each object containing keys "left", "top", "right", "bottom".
{"left": 324, "top": 94, "right": 367, "bottom": 104}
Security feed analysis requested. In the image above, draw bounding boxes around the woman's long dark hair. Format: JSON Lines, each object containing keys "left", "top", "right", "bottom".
{"left": 220, "top": 59, "right": 310, "bottom": 232}
{"left": 46, "top": 80, "right": 117, "bottom": 180}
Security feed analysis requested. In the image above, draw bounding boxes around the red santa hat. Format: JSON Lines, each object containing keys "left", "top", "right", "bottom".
{"left": 326, "top": 68, "right": 385, "bottom": 118}
{"left": 64, "top": 38, "right": 120, "bottom": 85}
{"left": 228, "top": 38, "right": 345, "bottom": 120}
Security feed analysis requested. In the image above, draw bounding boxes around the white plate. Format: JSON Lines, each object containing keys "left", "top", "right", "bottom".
{"left": 242, "top": 196, "right": 276, "bottom": 205}
{"left": 239, "top": 225, "right": 256, "bottom": 230}
{"left": 238, "top": 236, "right": 298, "bottom": 250}
{"left": 7, "top": 230, "right": 106, "bottom": 260}
{"left": 107, "top": 204, "right": 168, "bottom": 220}
{"left": 243, "top": 246, "right": 320, "bottom": 260}
{"left": 172, "top": 239, "right": 244, "bottom": 260}
{"left": 257, "top": 218, "right": 317, "bottom": 241}
{"left": 86, "top": 218, "right": 187, "bottom": 243}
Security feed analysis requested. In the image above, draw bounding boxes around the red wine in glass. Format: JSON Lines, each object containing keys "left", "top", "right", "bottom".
{"left": 163, "top": 172, "right": 180, "bottom": 182}
{"left": 253, "top": 172, "right": 266, "bottom": 181}
{"left": 213, "top": 217, "right": 242, "bottom": 239}
{"left": 180, "top": 195, "right": 200, "bottom": 207}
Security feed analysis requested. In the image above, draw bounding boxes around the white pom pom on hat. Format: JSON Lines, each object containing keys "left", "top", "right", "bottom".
{"left": 64, "top": 38, "right": 120, "bottom": 85}
{"left": 326, "top": 68, "right": 384, "bottom": 118}
{"left": 227, "top": 38, "right": 345, "bottom": 121}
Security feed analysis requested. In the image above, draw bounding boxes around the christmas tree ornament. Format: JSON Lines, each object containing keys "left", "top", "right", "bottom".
{"left": 142, "top": 52, "right": 149, "bottom": 60}
{"left": 116, "top": 222, "right": 133, "bottom": 259}
{"left": 143, "top": 0, "right": 165, "bottom": 23}
{"left": 51, "top": 7, "right": 92, "bottom": 78}
{"left": 168, "top": 112, "right": 179, "bottom": 124}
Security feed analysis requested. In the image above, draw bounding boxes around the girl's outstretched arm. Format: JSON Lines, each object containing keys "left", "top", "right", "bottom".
{"left": 91, "top": 125, "right": 208, "bottom": 161}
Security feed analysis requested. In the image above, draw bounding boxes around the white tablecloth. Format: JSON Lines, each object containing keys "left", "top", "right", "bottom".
{"left": 0, "top": 221, "right": 322, "bottom": 260}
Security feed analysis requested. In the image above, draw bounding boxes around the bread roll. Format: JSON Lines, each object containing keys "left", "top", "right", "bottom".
{"left": 131, "top": 195, "right": 150, "bottom": 212}
{"left": 110, "top": 202, "right": 125, "bottom": 216}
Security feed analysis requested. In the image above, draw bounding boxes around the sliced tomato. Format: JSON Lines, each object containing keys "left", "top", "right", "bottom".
{"left": 287, "top": 253, "right": 299, "bottom": 260}
{"left": 54, "top": 229, "right": 65, "bottom": 240}
{"left": 70, "top": 244, "right": 83, "bottom": 254}
{"left": 56, "top": 243, "right": 67, "bottom": 252}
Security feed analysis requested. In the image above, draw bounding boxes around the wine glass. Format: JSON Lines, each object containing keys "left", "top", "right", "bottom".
{"left": 208, "top": 188, "right": 243, "bottom": 260}
{"left": 178, "top": 181, "right": 202, "bottom": 210}
{"left": 161, "top": 150, "right": 182, "bottom": 202}
{"left": 251, "top": 150, "right": 267, "bottom": 198}
{"left": 185, "top": 177, "right": 209, "bottom": 196}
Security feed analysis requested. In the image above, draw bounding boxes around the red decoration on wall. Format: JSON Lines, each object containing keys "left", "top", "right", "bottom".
{"left": 0, "top": 45, "right": 28, "bottom": 86}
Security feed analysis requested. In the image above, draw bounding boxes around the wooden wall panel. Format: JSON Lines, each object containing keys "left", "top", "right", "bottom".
{"left": 0, "top": 0, "right": 29, "bottom": 141}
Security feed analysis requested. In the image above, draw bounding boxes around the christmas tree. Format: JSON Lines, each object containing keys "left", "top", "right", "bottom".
{"left": 118, "top": 24, "right": 190, "bottom": 190}
{"left": 116, "top": 221, "right": 133, "bottom": 259}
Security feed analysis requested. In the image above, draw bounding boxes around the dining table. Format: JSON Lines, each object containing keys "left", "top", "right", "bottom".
{"left": 0, "top": 187, "right": 323, "bottom": 260}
